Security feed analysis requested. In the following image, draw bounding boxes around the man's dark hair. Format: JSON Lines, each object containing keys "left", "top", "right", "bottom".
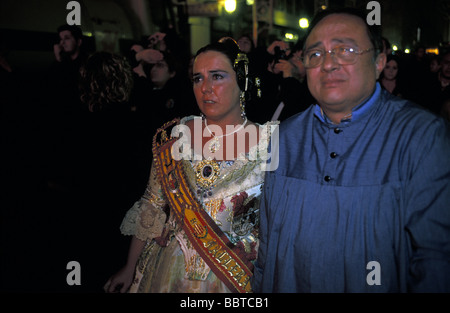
{"left": 303, "top": 7, "right": 383, "bottom": 56}
{"left": 57, "top": 24, "right": 83, "bottom": 41}
{"left": 161, "top": 51, "right": 181, "bottom": 74}
{"left": 440, "top": 49, "right": 450, "bottom": 61}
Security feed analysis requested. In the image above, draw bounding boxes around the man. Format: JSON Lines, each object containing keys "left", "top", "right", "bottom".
{"left": 247, "top": 39, "right": 315, "bottom": 124}
{"left": 54, "top": 24, "right": 84, "bottom": 63}
{"left": 428, "top": 50, "right": 450, "bottom": 118}
{"left": 45, "top": 25, "right": 87, "bottom": 115}
{"left": 42, "top": 25, "right": 88, "bottom": 193}
{"left": 406, "top": 49, "right": 450, "bottom": 116}
{"left": 253, "top": 8, "right": 450, "bottom": 292}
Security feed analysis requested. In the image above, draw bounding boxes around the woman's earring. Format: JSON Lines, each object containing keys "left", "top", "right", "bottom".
{"left": 255, "top": 77, "right": 262, "bottom": 98}
{"left": 240, "top": 92, "right": 246, "bottom": 118}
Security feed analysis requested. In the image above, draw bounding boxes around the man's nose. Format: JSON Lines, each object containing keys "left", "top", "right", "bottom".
{"left": 321, "top": 51, "right": 340, "bottom": 72}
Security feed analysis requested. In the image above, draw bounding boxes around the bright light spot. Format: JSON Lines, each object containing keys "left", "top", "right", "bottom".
{"left": 285, "top": 33, "right": 294, "bottom": 40}
{"left": 321, "top": 5, "right": 327, "bottom": 10}
{"left": 225, "top": 0, "right": 236, "bottom": 13}
{"left": 246, "top": 0, "right": 254, "bottom": 5}
{"left": 392, "top": 45, "right": 398, "bottom": 51}
{"left": 299, "top": 18, "right": 309, "bottom": 29}
{"left": 405, "top": 49, "right": 410, "bottom": 54}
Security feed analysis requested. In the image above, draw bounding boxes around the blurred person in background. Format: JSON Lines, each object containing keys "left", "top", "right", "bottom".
{"left": 246, "top": 38, "right": 315, "bottom": 123}
{"left": 379, "top": 54, "right": 407, "bottom": 98}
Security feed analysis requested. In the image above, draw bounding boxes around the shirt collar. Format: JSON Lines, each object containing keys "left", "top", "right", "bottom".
{"left": 314, "top": 83, "right": 382, "bottom": 125}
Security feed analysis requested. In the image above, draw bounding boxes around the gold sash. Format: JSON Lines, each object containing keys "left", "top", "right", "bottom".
{"left": 152, "top": 119, "right": 254, "bottom": 293}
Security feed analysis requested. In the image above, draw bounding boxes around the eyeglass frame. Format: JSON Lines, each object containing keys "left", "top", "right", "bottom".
{"left": 301, "top": 46, "right": 375, "bottom": 69}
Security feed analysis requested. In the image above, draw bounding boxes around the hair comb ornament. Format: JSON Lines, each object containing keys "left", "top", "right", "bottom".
{"left": 234, "top": 53, "right": 249, "bottom": 92}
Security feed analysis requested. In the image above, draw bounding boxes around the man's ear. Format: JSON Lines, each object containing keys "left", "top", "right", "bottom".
{"left": 375, "top": 52, "right": 386, "bottom": 79}
{"left": 77, "top": 38, "right": 83, "bottom": 48}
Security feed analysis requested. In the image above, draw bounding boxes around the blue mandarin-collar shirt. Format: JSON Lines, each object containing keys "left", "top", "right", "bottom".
{"left": 253, "top": 84, "right": 450, "bottom": 292}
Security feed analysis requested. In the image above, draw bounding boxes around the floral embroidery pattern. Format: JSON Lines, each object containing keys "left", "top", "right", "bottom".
{"left": 236, "top": 241, "right": 258, "bottom": 261}
{"left": 231, "top": 191, "right": 256, "bottom": 217}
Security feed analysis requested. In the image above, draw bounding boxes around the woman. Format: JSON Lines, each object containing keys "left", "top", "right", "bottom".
{"left": 104, "top": 38, "right": 276, "bottom": 293}
{"left": 47, "top": 52, "right": 143, "bottom": 291}
{"left": 379, "top": 54, "right": 405, "bottom": 97}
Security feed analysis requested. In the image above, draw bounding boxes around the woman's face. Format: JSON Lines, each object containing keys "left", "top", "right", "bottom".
{"left": 383, "top": 59, "right": 398, "bottom": 80}
{"left": 192, "top": 50, "right": 241, "bottom": 122}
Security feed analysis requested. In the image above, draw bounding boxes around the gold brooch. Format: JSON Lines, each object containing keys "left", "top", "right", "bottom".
{"left": 195, "top": 159, "right": 220, "bottom": 189}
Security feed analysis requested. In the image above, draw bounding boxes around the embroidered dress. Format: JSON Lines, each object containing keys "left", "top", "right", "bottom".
{"left": 120, "top": 116, "right": 277, "bottom": 292}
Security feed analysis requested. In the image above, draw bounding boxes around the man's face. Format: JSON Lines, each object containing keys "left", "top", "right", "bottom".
{"left": 150, "top": 60, "right": 175, "bottom": 88}
{"left": 440, "top": 54, "right": 450, "bottom": 79}
{"left": 59, "top": 30, "right": 80, "bottom": 54}
{"left": 304, "top": 14, "right": 385, "bottom": 114}
{"left": 237, "top": 37, "right": 252, "bottom": 54}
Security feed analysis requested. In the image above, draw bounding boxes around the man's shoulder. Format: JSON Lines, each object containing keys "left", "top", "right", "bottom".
{"left": 380, "top": 90, "right": 440, "bottom": 123}
{"left": 378, "top": 91, "right": 450, "bottom": 142}
{"left": 279, "top": 106, "right": 314, "bottom": 131}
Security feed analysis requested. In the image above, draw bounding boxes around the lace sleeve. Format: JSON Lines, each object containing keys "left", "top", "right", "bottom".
{"left": 120, "top": 161, "right": 167, "bottom": 241}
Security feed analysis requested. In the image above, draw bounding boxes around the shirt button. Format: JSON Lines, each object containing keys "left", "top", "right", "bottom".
{"left": 324, "top": 175, "right": 332, "bottom": 182}
{"left": 334, "top": 128, "right": 341, "bottom": 134}
{"left": 330, "top": 152, "right": 338, "bottom": 158}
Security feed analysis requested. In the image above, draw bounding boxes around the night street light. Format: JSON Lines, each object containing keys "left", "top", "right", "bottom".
{"left": 299, "top": 18, "right": 309, "bottom": 29}
{"left": 225, "top": 0, "right": 236, "bottom": 13}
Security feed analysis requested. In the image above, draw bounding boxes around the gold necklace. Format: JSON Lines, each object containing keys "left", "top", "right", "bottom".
{"left": 204, "top": 117, "right": 248, "bottom": 153}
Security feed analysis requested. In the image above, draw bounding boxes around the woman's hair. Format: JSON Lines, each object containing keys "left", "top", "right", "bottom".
{"left": 79, "top": 51, "right": 134, "bottom": 112}
{"left": 380, "top": 54, "right": 401, "bottom": 79}
{"left": 386, "top": 54, "right": 401, "bottom": 68}
{"left": 194, "top": 37, "right": 259, "bottom": 103}
{"left": 195, "top": 37, "right": 241, "bottom": 68}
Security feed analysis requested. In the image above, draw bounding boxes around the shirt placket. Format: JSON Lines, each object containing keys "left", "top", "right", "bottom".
{"left": 322, "top": 126, "right": 344, "bottom": 184}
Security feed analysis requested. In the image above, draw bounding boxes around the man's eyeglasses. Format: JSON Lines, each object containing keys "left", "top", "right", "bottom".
{"left": 302, "top": 46, "right": 374, "bottom": 68}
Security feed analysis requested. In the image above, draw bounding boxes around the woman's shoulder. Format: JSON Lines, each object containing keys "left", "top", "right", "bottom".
{"left": 179, "top": 115, "right": 202, "bottom": 134}
{"left": 180, "top": 115, "right": 201, "bottom": 126}
{"left": 154, "top": 115, "right": 200, "bottom": 131}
